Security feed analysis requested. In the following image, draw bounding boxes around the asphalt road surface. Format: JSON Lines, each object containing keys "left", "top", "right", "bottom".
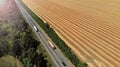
{"left": 15, "top": 0, "right": 72, "bottom": 67}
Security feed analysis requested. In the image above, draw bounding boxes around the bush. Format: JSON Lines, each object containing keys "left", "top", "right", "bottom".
{"left": 11, "top": 40, "right": 22, "bottom": 58}
{"left": 0, "top": 41, "right": 10, "bottom": 57}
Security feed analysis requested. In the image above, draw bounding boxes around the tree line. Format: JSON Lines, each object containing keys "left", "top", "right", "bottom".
{"left": 10, "top": 31, "right": 47, "bottom": 67}
{"left": 0, "top": 20, "right": 48, "bottom": 67}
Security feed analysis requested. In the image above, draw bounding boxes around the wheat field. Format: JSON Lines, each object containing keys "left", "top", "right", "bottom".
{"left": 22, "top": 0, "right": 120, "bottom": 67}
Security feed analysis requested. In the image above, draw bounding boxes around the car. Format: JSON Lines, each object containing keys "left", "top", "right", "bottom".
{"left": 62, "top": 62, "right": 66, "bottom": 66}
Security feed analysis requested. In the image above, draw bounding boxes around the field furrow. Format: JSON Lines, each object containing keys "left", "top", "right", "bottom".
{"left": 22, "top": 0, "right": 120, "bottom": 67}
{"left": 37, "top": 10, "right": 119, "bottom": 66}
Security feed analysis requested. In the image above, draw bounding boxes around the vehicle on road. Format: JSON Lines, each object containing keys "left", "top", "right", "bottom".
{"left": 62, "top": 62, "right": 66, "bottom": 66}
{"left": 33, "top": 26, "right": 39, "bottom": 32}
{"left": 48, "top": 41, "right": 56, "bottom": 50}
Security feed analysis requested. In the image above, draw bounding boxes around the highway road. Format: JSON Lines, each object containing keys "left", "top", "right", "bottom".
{"left": 15, "top": 0, "right": 72, "bottom": 67}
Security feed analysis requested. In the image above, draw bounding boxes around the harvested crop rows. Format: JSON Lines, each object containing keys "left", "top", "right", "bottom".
{"left": 22, "top": 0, "right": 120, "bottom": 67}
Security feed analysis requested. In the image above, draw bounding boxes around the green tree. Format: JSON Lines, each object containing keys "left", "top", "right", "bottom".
{"left": 11, "top": 40, "right": 22, "bottom": 58}
{"left": 0, "top": 41, "right": 10, "bottom": 57}
{"left": 45, "top": 23, "right": 50, "bottom": 29}
{"left": 34, "top": 54, "right": 47, "bottom": 67}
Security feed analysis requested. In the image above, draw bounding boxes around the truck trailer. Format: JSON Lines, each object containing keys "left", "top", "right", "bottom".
{"left": 48, "top": 41, "right": 56, "bottom": 50}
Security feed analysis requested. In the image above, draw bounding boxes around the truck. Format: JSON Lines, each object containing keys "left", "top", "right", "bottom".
{"left": 33, "top": 26, "right": 38, "bottom": 32}
{"left": 48, "top": 41, "right": 56, "bottom": 50}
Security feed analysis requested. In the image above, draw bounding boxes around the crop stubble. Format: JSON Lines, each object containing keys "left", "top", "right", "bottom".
{"left": 22, "top": 0, "right": 120, "bottom": 67}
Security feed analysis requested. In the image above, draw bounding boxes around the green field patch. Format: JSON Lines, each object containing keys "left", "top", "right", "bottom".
{"left": 0, "top": 55, "right": 22, "bottom": 67}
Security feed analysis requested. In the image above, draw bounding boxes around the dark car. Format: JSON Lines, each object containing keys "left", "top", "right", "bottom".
{"left": 62, "top": 62, "right": 66, "bottom": 66}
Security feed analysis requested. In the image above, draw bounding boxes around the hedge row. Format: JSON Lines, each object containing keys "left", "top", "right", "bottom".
{"left": 19, "top": 0, "right": 87, "bottom": 67}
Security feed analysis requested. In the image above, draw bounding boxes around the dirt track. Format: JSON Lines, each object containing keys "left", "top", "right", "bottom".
{"left": 22, "top": 0, "right": 120, "bottom": 67}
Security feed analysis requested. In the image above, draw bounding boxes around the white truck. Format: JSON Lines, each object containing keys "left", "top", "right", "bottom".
{"left": 33, "top": 26, "right": 38, "bottom": 32}
{"left": 48, "top": 41, "right": 56, "bottom": 50}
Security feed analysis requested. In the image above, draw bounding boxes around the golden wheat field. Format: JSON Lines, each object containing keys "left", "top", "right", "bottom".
{"left": 22, "top": 0, "right": 120, "bottom": 67}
